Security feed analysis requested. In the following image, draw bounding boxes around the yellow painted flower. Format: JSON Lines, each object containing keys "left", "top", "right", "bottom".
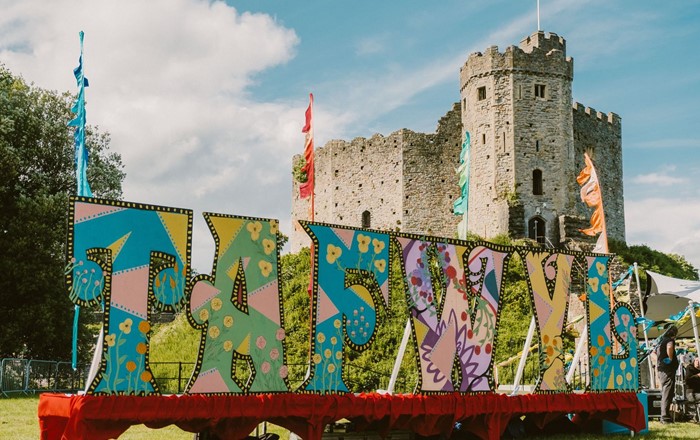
{"left": 259, "top": 260, "right": 273, "bottom": 277}
{"left": 374, "top": 259, "right": 386, "bottom": 273}
{"left": 588, "top": 277, "right": 599, "bottom": 292}
{"left": 357, "top": 234, "right": 370, "bottom": 253}
{"left": 620, "top": 360, "right": 626, "bottom": 370}
{"left": 326, "top": 244, "right": 342, "bottom": 264}
{"left": 126, "top": 361, "right": 137, "bottom": 372}
{"left": 372, "top": 238, "right": 385, "bottom": 254}
{"left": 330, "top": 337, "right": 337, "bottom": 345}
{"left": 211, "top": 297, "right": 223, "bottom": 311}
{"left": 209, "top": 326, "right": 220, "bottom": 339}
{"left": 597, "top": 335, "right": 605, "bottom": 347}
{"left": 262, "top": 239, "right": 275, "bottom": 255}
{"left": 138, "top": 321, "right": 150, "bottom": 334}
{"left": 317, "top": 332, "right": 326, "bottom": 343}
{"left": 105, "top": 334, "right": 116, "bottom": 347}
{"left": 247, "top": 221, "right": 263, "bottom": 241}
{"left": 335, "top": 351, "right": 342, "bottom": 360}
{"left": 313, "top": 353, "right": 322, "bottom": 364}
{"left": 270, "top": 220, "right": 279, "bottom": 234}
{"left": 327, "top": 364, "right": 336, "bottom": 373}
{"left": 140, "top": 371, "right": 152, "bottom": 382}
{"left": 199, "top": 308, "right": 209, "bottom": 321}
{"left": 223, "top": 315, "right": 234, "bottom": 327}
{"left": 333, "top": 319, "right": 342, "bottom": 329}
{"left": 601, "top": 283, "right": 611, "bottom": 297}
{"left": 136, "top": 343, "right": 147, "bottom": 355}
{"left": 616, "top": 374, "right": 623, "bottom": 386}
{"left": 119, "top": 318, "right": 133, "bottom": 334}
{"left": 630, "top": 358, "right": 637, "bottom": 368}
{"left": 626, "top": 372, "right": 633, "bottom": 381}
{"left": 223, "top": 340, "right": 233, "bottom": 352}
{"left": 596, "top": 261, "right": 606, "bottom": 276}
{"left": 324, "top": 348, "right": 332, "bottom": 359}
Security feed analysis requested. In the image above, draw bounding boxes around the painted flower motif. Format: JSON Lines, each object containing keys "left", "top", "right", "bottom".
{"left": 209, "top": 326, "right": 220, "bottom": 339}
{"left": 261, "top": 361, "right": 271, "bottom": 374}
{"left": 247, "top": 221, "right": 263, "bottom": 241}
{"left": 269, "top": 348, "right": 279, "bottom": 360}
{"left": 626, "top": 372, "right": 633, "bottom": 382}
{"left": 270, "top": 221, "right": 279, "bottom": 234}
{"left": 313, "top": 353, "right": 322, "bottom": 364}
{"left": 138, "top": 321, "right": 150, "bottom": 334}
{"left": 620, "top": 360, "right": 627, "bottom": 370}
{"left": 140, "top": 371, "right": 152, "bottom": 382}
{"left": 317, "top": 332, "right": 327, "bottom": 343}
{"left": 105, "top": 334, "right": 116, "bottom": 347}
{"left": 256, "top": 335, "right": 267, "bottom": 350}
{"left": 279, "top": 365, "right": 288, "bottom": 379}
{"left": 357, "top": 234, "right": 370, "bottom": 253}
{"left": 223, "top": 340, "right": 233, "bottom": 352}
{"left": 372, "top": 238, "right": 385, "bottom": 254}
{"left": 324, "top": 348, "right": 332, "bottom": 359}
{"left": 211, "top": 297, "right": 223, "bottom": 311}
{"left": 588, "top": 277, "right": 599, "bottom": 292}
{"left": 330, "top": 337, "right": 337, "bottom": 345}
{"left": 119, "top": 318, "right": 133, "bottom": 334}
{"left": 199, "top": 308, "right": 209, "bottom": 321}
{"left": 276, "top": 328, "right": 286, "bottom": 341}
{"left": 136, "top": 343, "right": 147, "bottom": 355}
{"left": 601, "top": 283, "right": 611, "bottom": 297}
{"left": 333, "top": 319, "right": 342, "bottom": 329}
{"left": 259, "top": 260, "right": 273, "bottom": 277}
{"left": 326, "top": 244, "right": 342, "bottom": 264}
{"left": 327, "top": 364, "right": 336, "bottom": 373}
{"left": 597, "top": 334, "right": 605, "bottom": 347}
{"left": 126, "top": 361, "right": 137, "bottom": 372}
{"left": 335, "top": 351, "right": 342, "bottom": 360}
{"left": 374, "top": 259, "right": 386, "bottom": 273}
{"left": 224, "top": 315, "right": 234, "bottom": 327}
{"left": 596, "top": 261, "right": 606, "bottom": 276}
{"left": 262, "top": 239, "right": 275, "bottom": 255}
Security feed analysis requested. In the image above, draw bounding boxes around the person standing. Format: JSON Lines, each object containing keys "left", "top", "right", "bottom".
{"left": 657, "top": 326, "right": 679, "bottom": 423}
{"left": 686, "top": 356, "right": 700, "bottom": 399}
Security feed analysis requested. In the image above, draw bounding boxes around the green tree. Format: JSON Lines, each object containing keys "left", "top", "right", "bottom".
{"left": 0, "top": 65, "right": 124, "bottom": 360}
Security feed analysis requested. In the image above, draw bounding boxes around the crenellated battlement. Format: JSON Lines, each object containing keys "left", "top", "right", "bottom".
{"left": 519, "top": 31, "right": 566, "bottom": 55}
{"left": 573, "top": 102, "right": 621, "bottom": 126}
{"left": 460, "top": 35, "right": 572, "bottom": 88}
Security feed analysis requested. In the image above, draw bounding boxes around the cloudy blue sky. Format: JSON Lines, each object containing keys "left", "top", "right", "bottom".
{"left": 1, "top": 0, "right": 699, "bottom": 273}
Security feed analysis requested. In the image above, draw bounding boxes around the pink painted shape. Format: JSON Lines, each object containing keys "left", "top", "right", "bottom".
{"left": 317, "top": 286, "right": 340, "bottom": 325}
{"left": 429, "top": 320, "right": 457, "bottom": 377}
{"left": 248, "top": 281, "right": 281, "bottom": 325}
{"left": 187, "top": 369, "right": 229, "bottom": 394}
{"left": 379, "top": 279, "right": 389, "bottom": 305}
{"left": 332, "top": 228, "right": 355, "bottom": 250}
{"left": 190, "top": 280, "right": 222, "bottom": 311}
{"left": 112, "top": 267, "right": 150, "bottom": 318}
{"left": 74, "top": 202, "right": 124, "bottom": 224}
{"left": 242, "top": 257, "right": 251, "bottom": 271}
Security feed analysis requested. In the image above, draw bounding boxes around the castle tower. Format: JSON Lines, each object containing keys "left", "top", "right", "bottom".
{"left": 460, "top": 31, "right": 576, "bottom": 244}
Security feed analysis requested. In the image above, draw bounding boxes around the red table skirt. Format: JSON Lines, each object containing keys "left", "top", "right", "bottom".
{"left": 38, "top": 391, "right": 645, "bottom": 440}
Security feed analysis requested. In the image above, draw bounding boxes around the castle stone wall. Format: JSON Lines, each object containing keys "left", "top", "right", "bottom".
{"left": 572, "top": 103, "right": 625, "bottom": 241}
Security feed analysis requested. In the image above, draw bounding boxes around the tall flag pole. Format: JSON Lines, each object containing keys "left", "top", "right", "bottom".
{"left": 68, "top": 30, "right": 92, "bottom": 370}
{"left": 576, "top": 152, "right": 608, "bottom": 253}
{"left": 453, "top": 131, "right": 471, "bottom": 240}
{"left": 299, "top": 94, "right": 315, "bottom": 296}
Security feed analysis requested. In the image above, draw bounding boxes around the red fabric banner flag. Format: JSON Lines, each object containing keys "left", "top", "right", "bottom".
{"left": 576, "top": 152, "right": 608, "bottom": 253}
{"left": 299, "top": 94, "right": 314, "bottom": 199}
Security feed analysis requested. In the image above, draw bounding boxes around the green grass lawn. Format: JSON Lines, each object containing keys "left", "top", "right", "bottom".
{"left": 3, "top": 394, "right": 700, "bottom": 439}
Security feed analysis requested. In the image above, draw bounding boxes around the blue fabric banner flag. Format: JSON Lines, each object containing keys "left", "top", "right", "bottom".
{"left": 69, "top": 31, "right": 92, "bottom": 370}
{"left": 69, "top": 30, "right": 92, "bottom": 199}
{"left": 453, "top": 131, "right": 470, "bottom": 216}
{"left": 611, "top": 266, "right": 633, "bottom": 289}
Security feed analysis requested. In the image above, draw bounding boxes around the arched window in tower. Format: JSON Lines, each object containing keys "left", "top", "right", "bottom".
{"left": 362, "top": 210, "right": 371, "bottom": 229}
{"left": 533, "top": 169, "right": 543, "bottom": 195}
{"left": 528, "top": 216, "right": 546, "bottom": 244}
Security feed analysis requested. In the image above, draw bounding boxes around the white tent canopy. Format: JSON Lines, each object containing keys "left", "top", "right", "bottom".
{"left": 643, "top": 270, "right": 700, "bottom": 339}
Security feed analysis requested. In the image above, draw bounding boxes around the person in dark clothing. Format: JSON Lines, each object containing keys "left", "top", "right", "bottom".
{"left": 657, "top": 326, "right": 679, "bottom": 423}
{"left": 686, "top": 356, "right": 700, "bottom": 399}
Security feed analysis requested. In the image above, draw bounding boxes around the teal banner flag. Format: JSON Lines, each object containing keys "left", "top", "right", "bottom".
{"left": 453, "top": 131, "right": 470, "bottom": 216}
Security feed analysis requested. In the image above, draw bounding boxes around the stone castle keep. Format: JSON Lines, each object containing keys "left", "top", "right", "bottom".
{"left": 291, "top": 31, "right": 625, "bottom": 252}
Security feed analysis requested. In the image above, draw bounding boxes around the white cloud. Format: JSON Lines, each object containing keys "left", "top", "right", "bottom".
{"left": 632, "top": 172, "right": 687, "bottom": 187}
{"left": 626, "top": 197, "right": 700, "bottom": 271}
{"left": 0, "top": 0, "right": 305, "bottom": 271}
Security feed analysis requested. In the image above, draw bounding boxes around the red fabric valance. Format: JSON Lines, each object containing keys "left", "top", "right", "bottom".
{"left": 38, "top": 392, "right": 645, "bottom": 440}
